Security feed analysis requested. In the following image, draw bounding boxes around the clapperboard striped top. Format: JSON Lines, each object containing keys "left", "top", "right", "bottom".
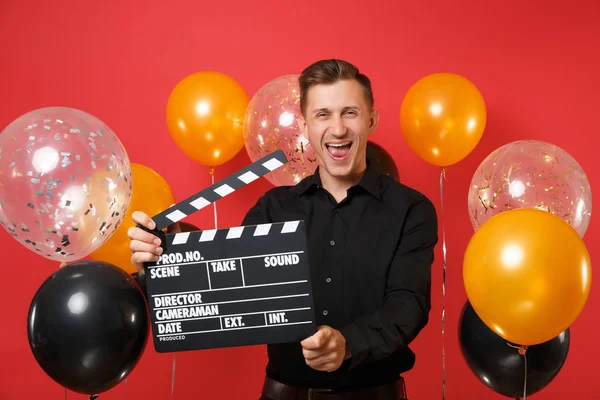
{"left": 150, "top": 150, "right": 288, "bottom": 231}
{"left": 168, "top": 221, "right": 301, "bottom": 246}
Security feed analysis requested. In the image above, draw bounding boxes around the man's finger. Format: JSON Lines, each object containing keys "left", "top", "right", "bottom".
{"left": 130, "top": 239, "right": 162, "bottom": 256}
{"left": 305, "top": 352, "right": 335, "bottom": 366}
{"left": 128, "top": 226, "right": 162, "bottom": 246}
{"left": 303, "top": 330, "right": 341, "bottom": 359}
{"left": 132, "top": 251, "right": 159, "bottom": 265}
{"left": 132, "top": 211, "right": 156, "bottom": 230}
{"left": 303, "top": 347, "right": 333, "bottom": 361}
{"left": 131, "top": 255, "right": 144, "bottom": 274}
{"left": 300, "top": 329, "right": 327, "bottom": 350}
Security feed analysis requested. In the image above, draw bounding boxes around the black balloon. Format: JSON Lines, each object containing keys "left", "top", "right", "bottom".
{"left": 28, "top": 260, "right": 149, "bottom": 395}
{"left": 131, "top": 271, "right": 147, "bottom": 296}
{"left": 366, "top": 141, "right": 399, "bottom": 181}
{"left": 459, "top": 301, "right": 569, "bottom": 398}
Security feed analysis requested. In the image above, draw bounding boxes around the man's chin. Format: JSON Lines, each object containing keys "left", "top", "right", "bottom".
{"left": 322, "top": 162, "right": 354, "bottom": 179}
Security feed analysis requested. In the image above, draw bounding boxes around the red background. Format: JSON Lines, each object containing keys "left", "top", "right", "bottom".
{"left": 1, "top": 1, "right": 598, "bottom": 398}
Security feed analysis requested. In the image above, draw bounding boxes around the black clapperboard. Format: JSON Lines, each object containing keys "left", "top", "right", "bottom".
{"left": 141, "top": 151, "right": 317, "bottom": 353}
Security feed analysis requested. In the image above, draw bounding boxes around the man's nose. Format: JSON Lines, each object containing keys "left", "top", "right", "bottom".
{"left": 329, "top": 116, "right": 347, "bottom": 136}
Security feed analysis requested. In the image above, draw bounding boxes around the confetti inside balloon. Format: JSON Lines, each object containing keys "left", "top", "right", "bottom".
{"left": 0, "top": 107, "right": 132, "bottom": 262}
{"left": 468, "top": 140, "right": 592, "bottom": 237}
{"left": 243, "top": 75, "right": 317, "bottom": 186}
{"left": 90, "top": 163, "right": 175, "bottom": 274}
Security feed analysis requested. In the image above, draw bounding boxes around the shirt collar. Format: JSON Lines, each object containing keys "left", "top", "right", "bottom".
{"left": 293, "top": 160, "right": 382, "bottom": 200}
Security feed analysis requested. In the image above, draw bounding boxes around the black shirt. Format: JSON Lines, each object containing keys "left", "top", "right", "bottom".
{"left": 242, "top": 161, "right": 438, "bottom": 391}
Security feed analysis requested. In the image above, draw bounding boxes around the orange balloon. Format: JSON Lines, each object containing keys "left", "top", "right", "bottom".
{"left": 166, "top": 71, "right": 249, "bottom": 167}
{"left": 89, "top": 163, "right": 175, "bottom": 274}
{"left": 400, "top": 73, "right": 486, "bottom": 167}
{"left": 463, "top": 208, "right": 592, "bottom": 346}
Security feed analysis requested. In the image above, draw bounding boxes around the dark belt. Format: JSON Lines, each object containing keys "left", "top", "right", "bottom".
{"left": 261, "top": 376, "right": 408, "bottom": 400}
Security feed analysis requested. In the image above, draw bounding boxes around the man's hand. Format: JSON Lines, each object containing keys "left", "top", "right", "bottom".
{"left": 128, "top": 206, "right": 180, "bottom": 274}
{"left": 300, "top": 325, "right": 349, "bottom": 372}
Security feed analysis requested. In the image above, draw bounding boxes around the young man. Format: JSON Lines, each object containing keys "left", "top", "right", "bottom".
{"left": 128, "top": 59, "right": 438, "bottom": 399}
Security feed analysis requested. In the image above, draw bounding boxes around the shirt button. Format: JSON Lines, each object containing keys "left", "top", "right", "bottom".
{"left": 334, "top": 208, "right": 340, "bottom": 213}
{"left": 323, "top": 310, "right": 328, "bottom": 316}
{"left": 330, "top": 240, "right": 335, "bottom": 246}
{"left": 326, "top": 277, "right": 332, "bottom": 283}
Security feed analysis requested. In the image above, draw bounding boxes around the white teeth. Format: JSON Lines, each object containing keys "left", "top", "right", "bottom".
{"left": 326, "top": 143, "right": 351, "bottom": 148}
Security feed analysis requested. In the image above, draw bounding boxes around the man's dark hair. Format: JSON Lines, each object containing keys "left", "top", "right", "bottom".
{"left": 298, "top": 59, "right": 374, "bottom": 115}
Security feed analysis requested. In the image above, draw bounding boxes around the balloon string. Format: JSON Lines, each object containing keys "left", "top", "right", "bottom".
{"left": 506, "top": 343, "right": 528, "bottom": 400}
{"left": 439, "top": 167, "right": 448, "bottom": 400}
{"left": 211, "top": 173, "right": 218, "bottom": 229}
{"left": 171, "top": 354, "right": 176, "bottom": 399}
{"left": 523, "top": 351, "right": 528, "bottom": 400}
{"left": 64, "top": 388, "right": 67, "bottom": 400}
{"left": 125, "top": 377, "right": 128, "bottom": 396}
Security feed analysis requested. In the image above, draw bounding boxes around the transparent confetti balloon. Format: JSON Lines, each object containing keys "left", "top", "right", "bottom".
{"left": 0, "top": 107, "right": 132, "bottom": 262}
{"left": 243, "top": 75, "right": 317, "bottom": 186}
{"left": 468, "top": 140, "right": 592, "bottom": 238}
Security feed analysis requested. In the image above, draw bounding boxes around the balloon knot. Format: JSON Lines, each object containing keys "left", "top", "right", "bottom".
{"left": 506, "top": 342, "right": 528, "bottom": 355}
{"left": 440, "top": 167, "right": 448, "bottom": 181}
{"left": 89, "top": 395, "right": 99, "bottom": 400}
{"left": 208, "top": 167, "right": 215, "bottom": 176}
{"left": 518, "top": 345, "right": 528, "bottom": 356}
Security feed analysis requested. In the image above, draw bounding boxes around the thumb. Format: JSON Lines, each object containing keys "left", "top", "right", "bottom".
{"left": 301, "top": 326, "right": 328, "bottom": 349}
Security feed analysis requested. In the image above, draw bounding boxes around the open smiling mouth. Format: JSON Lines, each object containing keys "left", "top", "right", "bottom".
{"left": 325, "top": 142, "right": 353, "bottom": 160}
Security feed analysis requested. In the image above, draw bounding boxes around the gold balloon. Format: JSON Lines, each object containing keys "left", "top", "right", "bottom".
{"left": 400, "top": 73, "right": 486, "bottom": 167}
{"left": 463, "top": 208, "right": 591, "bottom": 345}
{"left": 166, "top": 71, "right": 249, "bottom": 168}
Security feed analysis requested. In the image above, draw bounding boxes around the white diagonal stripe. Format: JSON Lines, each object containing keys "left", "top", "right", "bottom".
{"left": 226, "top": 226, "right": 244, "bottom": 239}
{"left": 199, "top": 229, "right": 217, "bottom": 242}
{"left": 214, "top": 184, "right": 235, "bottom": 197}
{"left": 281, "top": 220, "right": 300, "bottom": 233}
{"left": 166, "top": 210, "right": 187, "bottom": 223}
{"left": 190, "top": 197, "right": 210, "bottom": 210}
{"left": 238, "top": 171, "right": 259, "bottom": 184}
{"left": 263, "top": 158, "right": 284, "bottom": 171}
{"left": 172, "top": 232, "right": 190, "bottom": 245}
{"left": 254, "top": 223, "right": 272, "bottom": 236}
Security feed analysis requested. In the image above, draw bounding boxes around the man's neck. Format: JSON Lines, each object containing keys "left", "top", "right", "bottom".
{"left": 319, "top": 163, "right": 367, "bottom": 204}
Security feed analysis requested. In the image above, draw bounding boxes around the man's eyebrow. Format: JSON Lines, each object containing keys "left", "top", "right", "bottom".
{"left": 312, "top": 108, "right": 330, "bottom": 115}
{"left": 312, "top": 106, "right": 361, "bottom": 115}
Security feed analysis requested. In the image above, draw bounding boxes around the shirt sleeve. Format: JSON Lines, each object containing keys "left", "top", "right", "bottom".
{"left": 339, "top": 194, "right": 438, "bottom": 369}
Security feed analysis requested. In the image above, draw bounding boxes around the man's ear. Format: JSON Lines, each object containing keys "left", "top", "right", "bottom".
{"left": 369, "top": 109, "right": 380, "bottom": 136}
{"left": 297, "top": 114, "right": 308, "bottom": 138}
